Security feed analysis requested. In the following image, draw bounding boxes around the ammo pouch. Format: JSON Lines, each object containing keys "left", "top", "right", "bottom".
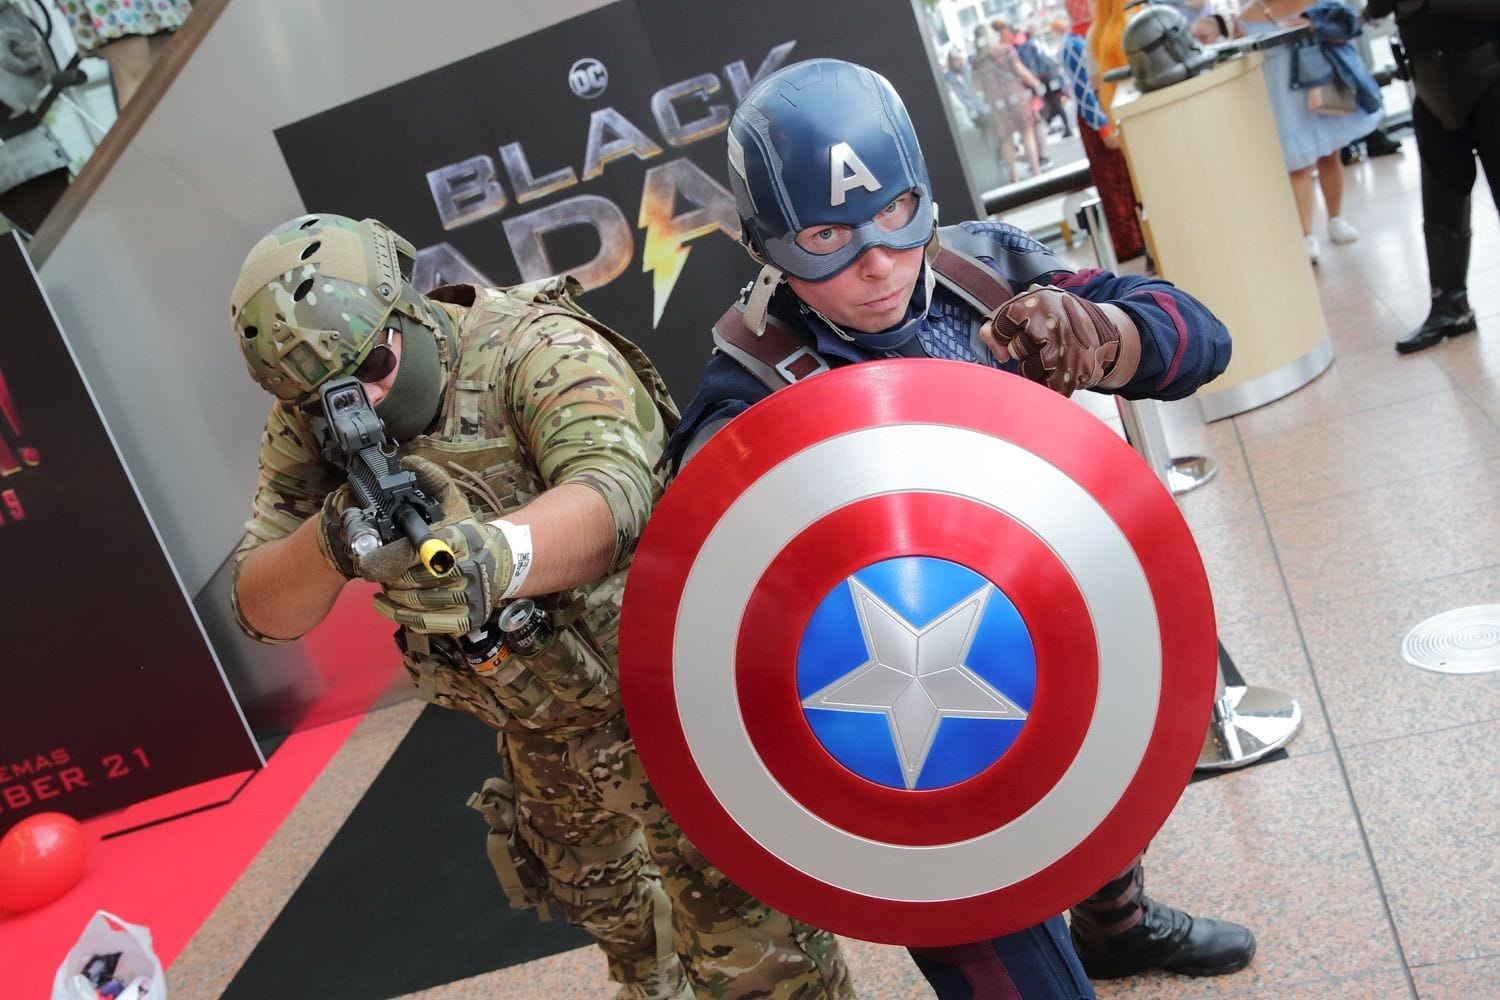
{"left": 399, "top": 606, "right": 621, "bottom": 736}
{"left": 467, "top": 774, "right": 555, "bottom": 920}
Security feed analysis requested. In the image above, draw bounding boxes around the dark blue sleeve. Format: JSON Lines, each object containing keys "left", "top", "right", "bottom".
{"left": 664, "top": 352, "right": 772, "bottom": 475}
{"left": 1047, "top": 268, "right": 1232, "bottom": 401}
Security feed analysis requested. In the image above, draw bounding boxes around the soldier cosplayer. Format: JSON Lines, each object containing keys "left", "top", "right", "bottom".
{"left": 227, "top": 215, "right": 851, "bottom": 999}
{"left": 1364, "top": 0, "right": 1500, "bottom": 353}
{"left": 666, "top": 59, "right": 1256, "bottom": 995}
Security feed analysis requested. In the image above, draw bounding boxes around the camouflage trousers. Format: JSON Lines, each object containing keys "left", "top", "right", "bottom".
{"left": 480, "top": 713, "right": 853, "bottom": 999}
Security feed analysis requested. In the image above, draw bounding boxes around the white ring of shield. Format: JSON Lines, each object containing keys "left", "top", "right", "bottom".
{"left": 673, "top": 423, "right": 1161, "bottom": 902}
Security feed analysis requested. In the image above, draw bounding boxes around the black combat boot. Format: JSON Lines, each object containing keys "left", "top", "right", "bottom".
{"left": 1069, "top": 857, "right": 1256, "bottom": 979}
{"left": 1397, "top": 222, "right": 1478, "bottom": 354}
{"left": 1364, "top": 129, "right": 1403, "bottom": 157}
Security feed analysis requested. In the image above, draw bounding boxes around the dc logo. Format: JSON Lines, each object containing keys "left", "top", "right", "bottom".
{"left": 568, "top": 58, "right": 608, "bottom": 99}
{"left": 799, "top": 557, "right": 1035, "bottom": 790}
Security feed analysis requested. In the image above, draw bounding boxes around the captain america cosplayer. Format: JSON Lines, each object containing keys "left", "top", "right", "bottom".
{"left": 663, "top": 59, "right": 1256, "bottom": 995}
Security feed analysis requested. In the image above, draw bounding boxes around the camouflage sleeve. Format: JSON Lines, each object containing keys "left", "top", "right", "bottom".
{"left": 230, "top": 401, "right": 342, "bottom": 642}
{"left": 499, "top": 312, "right": 665, "bottom": 567}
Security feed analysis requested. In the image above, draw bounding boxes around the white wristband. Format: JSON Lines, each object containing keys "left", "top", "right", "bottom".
{"left": 486, "top": 518, "right": 533, "bottom": 600}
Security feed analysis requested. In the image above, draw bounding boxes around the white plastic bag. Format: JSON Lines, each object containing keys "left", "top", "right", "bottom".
{"left": 51, "top": 910, "right": 166, "bottom": 1000}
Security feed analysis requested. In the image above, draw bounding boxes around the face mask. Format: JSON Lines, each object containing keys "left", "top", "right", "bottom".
{"left": 374, "top": 314, "right": 445, "bottom": 441}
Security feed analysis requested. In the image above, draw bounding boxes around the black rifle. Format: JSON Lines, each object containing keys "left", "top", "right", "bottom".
{"left": 314, "top": 377, "right": 454, "bottom": 575}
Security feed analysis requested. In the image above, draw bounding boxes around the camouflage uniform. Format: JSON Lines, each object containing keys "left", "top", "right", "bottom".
{"left": 231, "top": 268, "right": 851, "bottom": 999}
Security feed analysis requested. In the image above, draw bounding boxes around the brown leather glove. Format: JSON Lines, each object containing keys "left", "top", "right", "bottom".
{"left": 981, "top": 286, "right": 1141, "bottom": 397}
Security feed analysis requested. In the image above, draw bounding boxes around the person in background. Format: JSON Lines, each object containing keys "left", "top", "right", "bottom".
{"left": 999, "top": 18, "right": 1072, "bottom": 141}
{"left": 971, "top": 23, "right": 1046, "bottom": 184}
{"left": 1237, "top": 0, "right": 1384, "bottom": 264}
{"left": 1364, "top": 0, "right": 1499, "bottom": 353}
{"left": 1065, "top": 0, "right": 1148, "bottom": 262}
{"left": 943, "top": 47, "right": 988, "bottom": 132}
{"left": 669, "top": 56, "right": 1258, "bottom": 994}
{"left": 1192, "top": 11, "right": 1240, "bottom": 44}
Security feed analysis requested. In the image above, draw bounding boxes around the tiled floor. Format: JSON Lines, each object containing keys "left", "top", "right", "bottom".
{"left": 170, "top": 146, "right": 1499, "bottom": 997}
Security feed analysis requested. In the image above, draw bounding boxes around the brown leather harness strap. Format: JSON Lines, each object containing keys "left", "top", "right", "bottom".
{"left": 712, "top": 304, "right": 830, "bottom": 390}
{"left": 933, "top": 245, "right": 1016, "bottom": 315}
{"left": 711, "top": 234, "right": 1044, "bottom": 393}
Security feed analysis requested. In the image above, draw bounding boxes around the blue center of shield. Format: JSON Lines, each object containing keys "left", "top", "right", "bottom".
{"left": 797, "top": 556, "right": 1036, "bottom": 791}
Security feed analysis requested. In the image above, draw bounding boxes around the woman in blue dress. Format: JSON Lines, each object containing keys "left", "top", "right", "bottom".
{"left": 1239, "top": 0, "right": 1384, "bottom": 262}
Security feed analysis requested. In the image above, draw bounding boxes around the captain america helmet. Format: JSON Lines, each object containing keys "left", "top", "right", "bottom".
{"left": 727, "top": 59, "right": 936, "bottom": 282}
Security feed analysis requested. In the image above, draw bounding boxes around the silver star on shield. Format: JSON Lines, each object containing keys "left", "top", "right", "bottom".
{"left": 802, "top": 578, "right": 1029, "bottom": 789}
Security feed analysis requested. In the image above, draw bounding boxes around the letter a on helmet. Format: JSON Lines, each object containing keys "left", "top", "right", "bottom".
{"left": 828, "top": 142, "right": 882, "bottom": 207}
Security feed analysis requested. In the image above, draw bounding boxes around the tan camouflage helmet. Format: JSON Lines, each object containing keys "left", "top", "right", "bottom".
{"left": 229, "top": 214, "right": 434, "bottom": 401}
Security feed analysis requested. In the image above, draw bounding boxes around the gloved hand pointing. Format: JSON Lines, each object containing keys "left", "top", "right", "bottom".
{"left": 980, "top": 285, "right": 1141, "bottom": 397}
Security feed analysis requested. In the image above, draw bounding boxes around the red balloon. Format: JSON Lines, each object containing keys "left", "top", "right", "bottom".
{"left": 0, "top": 812, "right": 88, "bottom": 912}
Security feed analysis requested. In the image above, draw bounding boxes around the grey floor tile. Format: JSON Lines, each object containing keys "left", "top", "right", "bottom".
{"left": 1411, "top": 954, "right": 1500, "bottom": 999}
{"left": 1294, "top": 564, "right": 1500, "bottom": 749}
{"left": 1099, "top": 969, "right": 1414, "bottom": 999}
{"left": 1190, "top": 513, "right": 1294, "bottom": 628}
{"left": 1097, "top": 753, "right": 1404, "bottom": 996}
{"left": 1216, "top": 611, "right": 1333, "bottom": 756}
{"left": 1343, "top": 723, "right": 1500, "bottom": 968}
{"left": 1264, "top": 455, "right": 1500, "bottom": 610}
{"left": 1245, "top": 388, "right": 1500, "bottom": 513}
{"left": 1229, "top": 345, "right": 1453, "bottom": 444}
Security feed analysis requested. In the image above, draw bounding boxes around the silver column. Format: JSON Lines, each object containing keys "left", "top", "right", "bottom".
{"left": 1197, "top": 652, "right": 1304, "bottom": 770}
{"left": 1077, "top": 195, "right": 1217, "bottom": 495}
{"left": 1074, "top": 196, "right": 1302, "bottom": 768}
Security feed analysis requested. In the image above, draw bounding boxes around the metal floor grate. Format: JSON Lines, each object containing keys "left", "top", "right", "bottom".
{"left": 1401, "top": 605, "right": 1500, "bottom": 675}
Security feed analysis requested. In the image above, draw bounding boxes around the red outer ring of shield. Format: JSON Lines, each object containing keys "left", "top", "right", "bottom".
{"left": 736, "top": 491, "right": 1097, "bottom": 845}
{"left": 620, "top": 360, "right": 1217, "bottom": 946}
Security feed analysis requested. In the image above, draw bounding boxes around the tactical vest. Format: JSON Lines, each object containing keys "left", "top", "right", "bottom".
{"left": 712, "top": 224, "right": 1065, "bottom": 390}
{"left": 398, "top": 277, "right": 677, "bottom": 739}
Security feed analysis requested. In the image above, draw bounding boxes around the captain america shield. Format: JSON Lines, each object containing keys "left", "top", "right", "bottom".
{"left": 619, "top": 359, "right": 1217, "bottom": 946}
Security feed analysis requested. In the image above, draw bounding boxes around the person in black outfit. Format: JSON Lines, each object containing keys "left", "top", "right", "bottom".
{"left": 1364, "top": 0, "right": 1500, "bottom": 353}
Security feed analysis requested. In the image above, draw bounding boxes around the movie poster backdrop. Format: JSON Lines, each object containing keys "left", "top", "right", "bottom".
{"left": 0, "top": 234, "right": 261, "bottom": 833}
{"left": 275, "top": 0, "right": 974, "bottom": 404}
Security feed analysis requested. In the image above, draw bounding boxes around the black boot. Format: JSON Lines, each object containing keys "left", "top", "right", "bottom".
{"left": 1397, "top": 222, "right": 1477, "bottom": 354}
{"left": 1364, "top": 129, "right": 1403, "bottom": 157}
{"left": 1069, "top": 858, "right": 1256, "bottom": 979}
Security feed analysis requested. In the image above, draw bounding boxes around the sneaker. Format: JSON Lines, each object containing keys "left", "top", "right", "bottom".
{"left": 1328, "top": 216, "right": 1360, "bottom": 244}
{"left": 1304, "top": 233, "right": 1320, "bottom": 264}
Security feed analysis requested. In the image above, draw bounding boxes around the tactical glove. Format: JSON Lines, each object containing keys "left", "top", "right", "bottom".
{"left": 314, "top": 485, "right": 360, "bottom": 579}
{"left": 350, "top": 456, "right": 468, "bottom": 584}
{"left": 373, "top": 519, "right": 516, "bottom": 634}
{"left": 982, "top": 286, "right": 1141, "bottom": 397}
{"left": 366, "top": 457, "right": 517, "bottom": 634}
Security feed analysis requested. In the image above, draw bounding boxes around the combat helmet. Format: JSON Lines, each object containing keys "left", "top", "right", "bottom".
{"left": 229, "top": 214, "right": 443, "bottom": 402}
{"left": 1122, "top": 0, "right": 1215, "bottom": 93}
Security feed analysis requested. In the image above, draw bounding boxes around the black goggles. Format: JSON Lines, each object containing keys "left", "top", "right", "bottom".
{"left": 352, "top": 327, "right": 399, "bottom": 384}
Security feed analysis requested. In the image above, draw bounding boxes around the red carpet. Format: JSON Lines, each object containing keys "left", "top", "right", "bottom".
{"left": 0, "top": 712, "right": 361, "bottom": 994}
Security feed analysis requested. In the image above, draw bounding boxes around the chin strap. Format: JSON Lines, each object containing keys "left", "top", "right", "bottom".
{"left": 743, "top": 263, "right": 783, "bottom": 336}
